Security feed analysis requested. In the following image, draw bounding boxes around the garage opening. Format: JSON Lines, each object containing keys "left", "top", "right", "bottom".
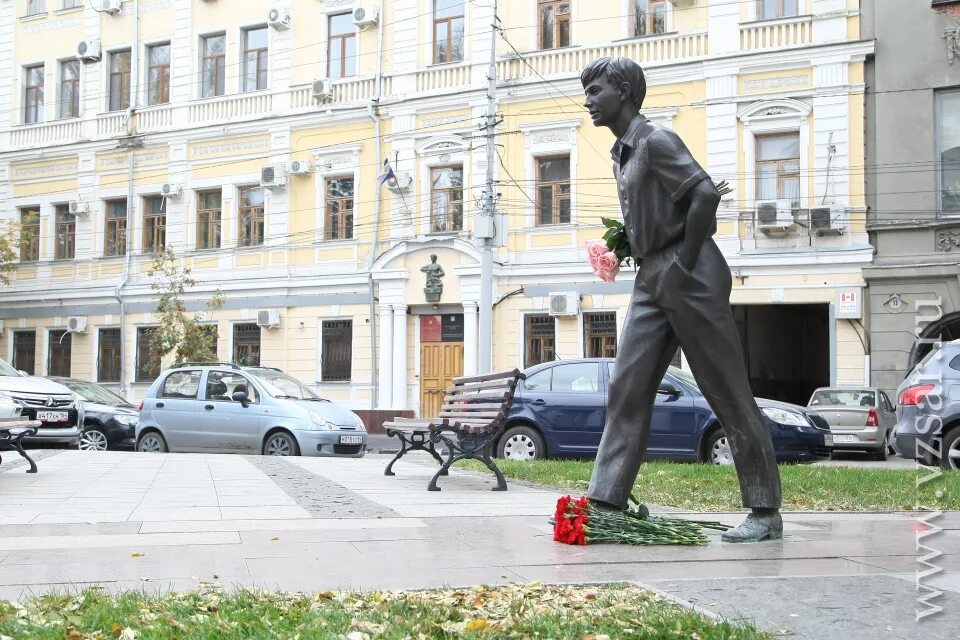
{"left": 731, "top": 304, "right": 830, "bottom": 406}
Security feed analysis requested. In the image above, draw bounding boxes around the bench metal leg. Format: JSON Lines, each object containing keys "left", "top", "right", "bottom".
{"left": 2, "top": 430, "right": 38, "bottom": 474}
{"left": 383, "top": 436, "right": 409, "bottom": 476}
{"left": 384, "top": 431, "right": 449, "bottom": 477}
{"left": 427, "top": 434, "right": 458, "bottom": 491}
{"left": 478, "top": 450, "right": 507, "bottom": 491}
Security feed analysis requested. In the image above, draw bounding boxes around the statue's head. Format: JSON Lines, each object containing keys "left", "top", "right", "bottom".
{"left": 581, "top": 57, "right": 646, "bottom": 128}
{"left": 430, "top": 254, "right": 438, "bottom": 263}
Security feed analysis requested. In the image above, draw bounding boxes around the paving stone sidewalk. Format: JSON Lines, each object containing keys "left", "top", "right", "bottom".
{"left": 0, "top": 450, "right": 957, "bottom": 639}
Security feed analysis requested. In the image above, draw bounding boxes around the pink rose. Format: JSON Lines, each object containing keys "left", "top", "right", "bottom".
{"left": 586, "top": 240, "right": 608, "bottom": 259}
{"left": 593, "top": 251, "right": 620, "bottom": 283}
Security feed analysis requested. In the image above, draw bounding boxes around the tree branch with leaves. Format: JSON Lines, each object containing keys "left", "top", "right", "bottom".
{"left": 148, "top": 248, "right": 225, "bottom": 367}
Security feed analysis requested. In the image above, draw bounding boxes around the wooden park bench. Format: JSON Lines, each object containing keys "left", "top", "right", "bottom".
{"left": 383, "top": 369, "right": 526, "bottom": 491}
{"left": 0, "top": 417, "right": 43, "bottom": 474}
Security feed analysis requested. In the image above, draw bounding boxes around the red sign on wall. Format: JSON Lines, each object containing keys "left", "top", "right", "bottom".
{"left": 420, "top": 315, "right": 442, "bottom": 342}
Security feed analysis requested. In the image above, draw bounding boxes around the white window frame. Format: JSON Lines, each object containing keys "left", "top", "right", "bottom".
{"left": 738, "top": 99, "right": 811, "bottom": 211}
{"left": 239, "top": 24, "right": 270, "bottom": 94}
{"left": 318, "top": 2, "right": 363, "bottom": 82}
{"left": 143, "top": 39, "right": 171, "bottom": 107}
{"left": 520, "top": 119, "right": 580, "bottom": 229}
{"left": 621, "top": 0, "right": 673, "bottom": 40}
{"left": 198, "top": 31, "right": 227, "bottom": 100}
{"left": 748, "top": 0, "right": 806, "bottom": 22}
{"left": 421, "top": 0, "right": 471, "bottom": 67}
{"left": 57, "top": 58, "right": 80, "bottom": 120}
{"left": 22, "top": 62, "right": 45, "bottom": 125}
{"left": 105, "top": 46, "right": 132, "bottom": 113}
{"left": 415, "top": 134, "right": 470, "bottom": 236}
{"left": 312, "top": 144, "right": 362, "bottom": 244}
{"left": 935, "top": 88, "right": 960, "bottom": 217}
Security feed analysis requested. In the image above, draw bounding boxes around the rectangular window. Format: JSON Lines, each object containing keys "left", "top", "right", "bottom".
{"left": 536, "top": 156, "right": 571, "bottom": 225}
{"left": 756, "top": 134, "right": 801, "bottom": 208}
{"left": 19, "top": 208, "right": 40, "bottom": 262}
{"left": 24, "top": 64, "right": 44, "bottom": 124}
{"left": 160, "top": 370, "right": 202, "bottom": 399}
{"left": 434, "top": 0, "right": 465, "bottom": 64}
{"left": 136, "top": 326, "right": 159, "bottom": 382}
{"left": 757, "top": 0, "right": 799, "bottom": 20}
{"left": 430, "top": 166, "right": 464, "bottom": 233}
{"left": 232, "top": 323, "right": 261, "bottom": 367}
{"left": 201, "top": 33, "right": 226, "bottom": 98}
{"left": 48, "top": 329, "right": 71, "bottom": 377}
{"left": 328, "top": 13, "right": 357, "bottom": 79}
{"left": 538, "top": 0, "right": 571, "bottom": 50}
{"left": 98, "top": 328, "right": 121, "bottom": 382}
{"left": 238, "top": 186, "right": 265, "bottom": 247}
{"left": 196, "top": 190, "right": 222, "bottom": 249}
{"left": 938, "top": 89, "right": 960, "bottom": 214}
{"left": 25, "top": 0, "right": 44, "bottom": 15}
{"left": 12, "top": 331, "right": 36, "bottom": 375}
{"left": 146, "top": 43, "right": 170, "bottom": 105}
{"left": 242, "top": 26, "right": 268, "bottom": 92}
{"left": 62, "top": 0, "right": 80, "bottom": 8}
{"left": 634, "top": 0, "right": 667, "bottom": 37}
{"left": 54, "top": 204, "right": 75, "bottom": 260}
{"left": 325, "top": 177, "right": 354, "bottom": 240}
{"left": 525, "top": 315, "right": 555, "bottom": 367}
{"left": 109, "top": 49, "right": 131, "bottom": 112}
{"left": 584, "top": 312, "right": 617, "bottom": 358}
{"left": 321, "top": 320, "right": 353, "bottom": 382}
{"left": 104, "top": 199, "right": 127, "bottom": 257}
{"left": 59, "top": 59, "right": 79, "bottom": 119}
{"left": 142, "top": 195, "right": 166, "bottom": 254}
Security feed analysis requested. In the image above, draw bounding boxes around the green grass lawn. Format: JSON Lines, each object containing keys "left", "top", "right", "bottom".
{"left": 0, "top": 583, "right": 770, "bottom": 640}
{"left": 461, "top": 459, "right": 958, "bottom": 511}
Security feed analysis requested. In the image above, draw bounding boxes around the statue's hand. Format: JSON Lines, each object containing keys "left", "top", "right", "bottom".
{"left": 714, "top": 180, "right": 733, "bottom": 197}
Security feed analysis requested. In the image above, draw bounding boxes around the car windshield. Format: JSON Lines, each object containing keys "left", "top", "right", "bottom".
{"left": 59, "top": 380, "right": 130, "bottom": 406}
{"left": 809, "top": 389, "right": 874, "bottom": 407}
{"left": 246, "top": 368, "right": 321, "bottom": 400}
{"left": 0, "top": 359, "right": 20, "bottom": 377}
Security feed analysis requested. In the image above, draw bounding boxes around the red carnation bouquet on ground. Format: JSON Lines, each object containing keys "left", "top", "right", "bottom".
{"left": 553, "top": 495, "right": 730, "bottom": 546}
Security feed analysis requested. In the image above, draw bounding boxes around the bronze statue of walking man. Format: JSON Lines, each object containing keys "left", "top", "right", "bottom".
{"left": 581, "top": 57, "right": 783, "bottom": 542}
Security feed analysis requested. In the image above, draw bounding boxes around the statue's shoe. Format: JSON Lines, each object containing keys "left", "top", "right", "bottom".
{"left": 721, "top": 512, "right": 783, "bottom": 543}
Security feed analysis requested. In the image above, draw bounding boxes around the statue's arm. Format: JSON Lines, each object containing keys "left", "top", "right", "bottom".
{"left": 678, "top": 179, "right": 721, "bottom": 270}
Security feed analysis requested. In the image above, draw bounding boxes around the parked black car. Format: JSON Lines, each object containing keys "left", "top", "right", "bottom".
{"left": 48, "top": 378, "right": 138, "bottom": 451}
{"left": 497, "top": 359, "right": 832, "bottom": 463}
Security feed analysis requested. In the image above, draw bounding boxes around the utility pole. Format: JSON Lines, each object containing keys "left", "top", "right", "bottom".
{"left": 477, "top": 0, "right": 498, "bottom": 374}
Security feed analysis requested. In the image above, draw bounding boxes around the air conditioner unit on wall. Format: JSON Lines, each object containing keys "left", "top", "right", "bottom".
{"left": 312, "top": 78, "right": 334, "bottom": 103}
{"left": 66, "top": 316, "right": 88, "bottom": 333}
{"left": 68, "top": 201, "right": 89, "bottom": 215}
{"left": 548, "top": 292, "right": 579, "bottom": 317}
{"left": 353, "top": 4, "right": 379, "bottom": 29}
{"left": 809, "top": 204, "right": 847, "bottom": 234}
{"left": 102, "top": 0, "right": 122, "bottom": 14}
{"left": 160, "top": 183, "right": 182, "bottom": 198}
{"left": 257, "top": 309, "right": 281, "bottom": 329}
{"left": 260, "top": 164, "right": 287, "bottom": 189}
{"left": 289, "top": 160, "right": 311, "bottom": 175}
{"left": 756, "top": 199, "right": 794, "bottom": 230}
{"left": 268, "top": 6, "right": 291, "bottom": 30}
{"left": 76, "top": 39, "right": 101, "bottom": 62}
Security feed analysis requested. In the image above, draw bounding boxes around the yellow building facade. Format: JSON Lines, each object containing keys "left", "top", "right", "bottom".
{"left": 0, "top": 0, "right": 873, "bottom": 419}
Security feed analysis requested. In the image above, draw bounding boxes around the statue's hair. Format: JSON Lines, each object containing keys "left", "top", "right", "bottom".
{"left": 580, "top": 57, "right": 646, "bottom": 109}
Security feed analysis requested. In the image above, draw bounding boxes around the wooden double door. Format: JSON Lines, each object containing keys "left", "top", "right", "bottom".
{"left": 420, "top": 342, "right": 464, "bottom": 418}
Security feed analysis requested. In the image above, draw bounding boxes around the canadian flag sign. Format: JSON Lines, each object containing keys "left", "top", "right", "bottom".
{"left": 836, "top": 287, "right": 862, "bottom": 319}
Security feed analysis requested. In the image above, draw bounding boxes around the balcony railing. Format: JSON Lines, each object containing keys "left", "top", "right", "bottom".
{"left": 137, "top": 104, "right": 174, "bottom": 132}
{"left": 740, "top": 15, "right": 813, "bottom": 52}
{"left": 289, "top": 76, "right": 378, "bottom": 111}
{"left": 189, "top": 91, "right": 273, "bottom": 124}
{"left": 97, "top": 112, "right": 127, "bottom": 137}
{"left": 497, "top": 31, "right": 709, "bottom": 83}
{"left": 416, "top": 63, "right": 472, "bottom": 93}
{"left": 10, "top": 119, "right": 83, "bottom": 149}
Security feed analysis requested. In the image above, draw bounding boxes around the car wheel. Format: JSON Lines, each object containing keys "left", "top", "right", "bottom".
{"left": 941, "top": 428, "right": 960, "bottom": 471}
{"left": 137, "top": 431, "right": 168, "bottom": 453}
{"left": 263, "top": 431, "right": 300, "bottom": 457}
{"left": 872, "top": 442, "right": 888, "bottom": 461}
{"left": 78, "top": 428, "right": 109, "bottom": 452}
{"left": 705, "top": 429, "right": 734, "bottom": 465}
{"left": 497, "top": 425, "right": 545, "bottom": 461}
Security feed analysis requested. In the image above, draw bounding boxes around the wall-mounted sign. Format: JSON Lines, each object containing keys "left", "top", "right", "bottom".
{"left": 836, "top": 287, "right": 862, "bottom": 319}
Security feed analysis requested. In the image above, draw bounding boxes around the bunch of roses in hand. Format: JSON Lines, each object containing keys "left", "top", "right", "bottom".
{"left": 553, "top": 495, "right": 731, "bottom": 546}
{"left": 586, "top": 217, "right": 632, "bottom": 282}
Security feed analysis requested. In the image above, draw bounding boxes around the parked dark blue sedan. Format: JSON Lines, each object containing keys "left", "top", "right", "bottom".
{"left": 495, "top": 359, "right": 832, "bottom": 463}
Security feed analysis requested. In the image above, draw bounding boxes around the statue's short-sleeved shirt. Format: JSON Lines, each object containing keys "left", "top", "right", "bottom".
{"left": 612, "top": 115, "right": 713, "bottom": 258}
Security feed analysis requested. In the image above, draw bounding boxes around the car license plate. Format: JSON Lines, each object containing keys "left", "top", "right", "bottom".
{"left": 823, "top": 434, "right": 833, "bottom": 446}
{"left": 36, "top": 411, "right": 68, "bottom": 423}
{"left": 339, "top": 435, "right": 363, "bottom": 445}
{"left": 832, "top": 435, "right": 858, "bottom": 444}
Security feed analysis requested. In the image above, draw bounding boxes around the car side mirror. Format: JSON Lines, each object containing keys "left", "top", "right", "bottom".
{"left": 657, "top": 381, "right": 681, "bottom": 399}
{"left": 231, "top": 391, "right": 250, "bottom": 407}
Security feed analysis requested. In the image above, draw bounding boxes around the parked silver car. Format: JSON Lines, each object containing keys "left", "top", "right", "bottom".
{"left": 0, "top": 357, "right": 83, "bottom": 446}
{"left": 807, "top": 387, "right": 897, "bottom": 460}
{"left": 136, "top": 363, "right": 367, "bottom": 457}
{"left": 893, "top": 341, "right": 960, "bottom": 470}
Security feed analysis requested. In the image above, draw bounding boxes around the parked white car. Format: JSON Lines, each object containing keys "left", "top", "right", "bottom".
{"left": 0, "top": 357, "right": 83, "bottom": 446}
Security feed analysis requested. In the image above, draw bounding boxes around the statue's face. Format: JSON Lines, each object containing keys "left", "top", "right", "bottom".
{"left": 583, "top": 74, "right": 626, "bottom": 128}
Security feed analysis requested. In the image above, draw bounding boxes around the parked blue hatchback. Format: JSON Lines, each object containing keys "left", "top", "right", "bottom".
{"left": 495, "top": 359, "right": 832, "bottom": 463}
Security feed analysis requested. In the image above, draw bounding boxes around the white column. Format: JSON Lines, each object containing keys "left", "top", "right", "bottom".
{"left": 377, "top": 304, "right": 393, "bottom": 408}
{"left": 463, "top": 302, "right": 479, "bottom": 376}
{"left": 392, "top": 305, "right": 408, "bottom": 409}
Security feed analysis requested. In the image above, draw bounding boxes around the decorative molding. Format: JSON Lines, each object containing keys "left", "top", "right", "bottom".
{"left": 21, "top": 16, "right": 80, "bottom": 34}
{"left": 936, "top": 227, "right": 960, "bottom": 251}
{"left": 414, "top": 134, "right": 467, "bottom": 157}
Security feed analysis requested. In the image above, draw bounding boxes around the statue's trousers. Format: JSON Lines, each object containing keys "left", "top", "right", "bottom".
{"left": 588, "top": 239, "right": 783, "bottom": 509}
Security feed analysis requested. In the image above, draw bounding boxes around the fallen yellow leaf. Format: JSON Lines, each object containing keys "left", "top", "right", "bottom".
{"left": 271, "top": 537, "right": 279, "bottom": 541}
{"left": 465, "top": 618, "right": 489, "bottom": 631}
{"left": 130, "top": 552, "right": 144, "bottom": 558}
